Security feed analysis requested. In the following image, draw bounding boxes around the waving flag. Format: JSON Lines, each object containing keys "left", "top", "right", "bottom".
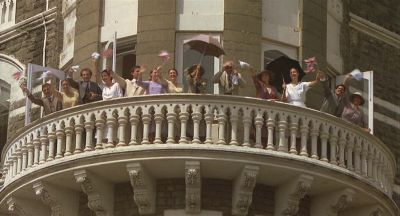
{"left": 238, "top": 60, "right": 250, "bottom": 69}
{"left": 158, "top": 50, "right": 170, "bottom": 64}
{"left": 304, "top": 57, "right": 318, "bottom": 73}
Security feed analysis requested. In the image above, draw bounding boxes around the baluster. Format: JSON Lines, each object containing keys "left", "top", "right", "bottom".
{"left": 319, "top": 126, "right": 328, "bottom": 162}
{"left": 16, "top": 147, "right": 22, "bottom": 174}
{"left": 11, "top": 153, "right": 17, "bottom": 177}
{"left": 216, "top": 108, "right": 227, "bottom": 145}
{"left": 2, "top": 162, "right": 9, "bottom": 182}
{"left": 204, "top": 107, "right": 213, "bottom": 144}
{"left": 266, "top": 115, "right": 276, "bottom": 151}
{"left": 116, "top": 110, "right": 128, "bottom": 146}
{"left": 289, "top": 116, "right": 298, "bottom": 154}
{"left": 179, "top": 106, "right": 189, "bottom": 144}
{"left": 310, "top": 121, "right": 319, "bottom": 159}
{"left": 166, "top": 108, "right": 177, "bottom": 144}
{"left": 47, "top": 125, "right": 56, "bottom": 161}
{"left": 337, "top": 133, "right": 346, "bottom": 168}
{"left": 21, "top": 145, "right": 27, "bottom": 171}
{"left": 372, "top": 151, "right": 379, "bottom": 183}
{"left": 106, "top": 112, "right": 117, "bottom": 147}
{"left": 27, "top": 135, "right": 34, "bottom": 168}
{"left": 129, "top": 111, "right": 140, "bottom": 145}
{"left": 254, "top": 112, "right": 263, "bottom": 148}
{"left": 242, "top": 111, "right": 251, "bottom": 147}
{"left": 353, "top": 139, "right": 362, "bottom": 174}
{"left": 84, "top": 120, "right": 95, "bottom": 151}
{"left": 229, "top": 108, "right": 239, "bottom": 146}
{"left": 367, "top": 146, "right": 374, "bottom": 180}
{"left": 75, "top": 120, "right": 84, "bottom": 152}
{"left": 64, "top": 126, "right": 74, "bottom": 156}
{"left": 56, "top": 127, "right": 66, "bottom": 158}
{"left": 360, "top": 142, "right": 368, "bottom": 177}
{"left": 191, "top": 106, "right": 202, "bottom": 144}
{"left": 378, "top": 156, "right": 385, "bottom": 188}
{"left": 153, "top": 109, "right": 164, "bottom": 144}
{"left": 8, "top": 156, "right": 14, "bottom": 178}
{"left": 346, "top": 139, "right": 354, "bottom": 171}
{"left": 141, "top": 113, "right": 151, "bottom": 144}
{"left": 39, "top": 127, "right": 48, "bottom": 164}
{"left": 33, "top": 131, "right": 41, "bottom": 166}
{"left": 329, "top": 129, "right": 338, "bottom": 165}
{"left": 277, "top": 114, "right": 288, "bottom": 152}
{"left": 95, "top": 116, "right": 105, "bottom": 149}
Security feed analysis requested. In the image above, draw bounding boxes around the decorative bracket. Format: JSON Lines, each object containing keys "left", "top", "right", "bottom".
{"left": 33, "top": 181, "right": 79, "bottom": 216}
{"left": 74, "top": 169, "right": 114, "bottom": 216}
{"left": 185, "top": 161, "right": 201, "bottom": 214}
{"left": 126, "top": 163, "right": 156, "bottom": 215}
{"left": 310, "top": 188, "right": 355, "bottom": 216}
{"left": 232, "top": 165, "right": 259, "bottom": 216}
{"left": 7, "top": 196, "right": 49, "bottom": 216}
{"left": 341, "top": 204, "right": 384, "bottom": 216}
{"left": 274, "top": 174, "right": 314, "bottom": 216}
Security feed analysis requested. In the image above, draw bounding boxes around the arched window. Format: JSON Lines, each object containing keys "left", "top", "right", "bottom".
{"left": 0, "top": 54, "right": 25, "bottom": 149}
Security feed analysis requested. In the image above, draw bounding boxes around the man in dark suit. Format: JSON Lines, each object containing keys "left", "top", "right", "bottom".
{"left": 67, "top": 67, "right": 102, "bottom": 104}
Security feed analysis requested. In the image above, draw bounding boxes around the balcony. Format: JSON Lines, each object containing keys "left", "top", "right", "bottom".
{"left": 0, "top": 94, "right": 397, "bottom": 216}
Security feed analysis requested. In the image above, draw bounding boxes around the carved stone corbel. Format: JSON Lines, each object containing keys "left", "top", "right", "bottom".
{"left": 126, "top": 163, "right": 156, "bottom": 215}
{"left": 274, "top": 174, "right": 314, "bottom": 216}
{"left": 340, "top": 204, "right": 384, "bottom": 216}
{"left": 7, "top": 196, "right": 50, "bottom": 216}
{"left": 33, "top": 181, "right": 79, "bottom": 216}
{"left": 74, "top": 169, "right": 114, "bottom": 216}
{"left": 185, "top": 161, "right": 201, "bottom": 214}
{"left": 232, "top": 165, "right": 259, "bottom": 216}
{"left": 310, "top": 188, "right": 355, "bottom": 216}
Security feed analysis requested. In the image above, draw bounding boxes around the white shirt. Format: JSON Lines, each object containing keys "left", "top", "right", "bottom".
{"left": 101, "top": 82, "right": 123, "bottom": 101}
{"left": 285, "top": 82, "right": 311, "bottom": 107}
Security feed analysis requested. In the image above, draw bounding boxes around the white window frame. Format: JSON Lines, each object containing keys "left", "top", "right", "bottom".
{"left": 175, "top": 33, "right": 221, "bottom": 94}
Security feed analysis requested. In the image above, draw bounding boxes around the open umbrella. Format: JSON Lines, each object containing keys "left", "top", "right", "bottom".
{"left": 183, "top": 34, "right": 225, "bottom": 57}
{"left": 264, "top": 50, "right": 304, "bottom": 93}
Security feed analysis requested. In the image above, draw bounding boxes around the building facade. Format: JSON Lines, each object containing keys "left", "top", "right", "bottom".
{"left": 0, "top": 0, "right": 399, "bottom": 215}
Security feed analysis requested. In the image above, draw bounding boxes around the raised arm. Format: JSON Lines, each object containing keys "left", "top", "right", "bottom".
{"left": 92, "top": 58, "right": 102, "bottom": 84}
{"left": 213, "top": 70, "right": 223, "bottom": 83}
{"left": 308, "top": 70, "right": 322, "bottom": 87}
{"left": 66, "top": 69, "right": 79, "bottom": 90}
{"left": 20, "top": 84, "right": 44, "bottom": 106}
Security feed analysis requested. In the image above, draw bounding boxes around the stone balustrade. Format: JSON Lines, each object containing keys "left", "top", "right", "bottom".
{"left": 0, "top": 94, "right": 396, "bottom": 197}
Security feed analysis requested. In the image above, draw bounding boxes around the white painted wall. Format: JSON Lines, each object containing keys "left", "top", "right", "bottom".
{"left": 262, "top": 0, "right": 301, "bottom": 47}
{"left": 101, "top": 0, "right": 138, "bottom": 42}
{"left": 0, "top": 59, "right": 25, "bottom": 117}
{"left": 176, "top": 0, "right": 224, "bottom": 31}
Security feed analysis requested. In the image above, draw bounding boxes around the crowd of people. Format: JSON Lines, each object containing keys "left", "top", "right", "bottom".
{"left": 20, "top": 56, "right": 370, "bottom": 132}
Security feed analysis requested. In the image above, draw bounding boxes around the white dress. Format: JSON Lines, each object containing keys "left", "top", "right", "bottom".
{"left": 101, "top": 81, "right": 123, "bottom": 101}
{"left": 285, "top": 82, "right": 311, "bottom": 107}
{"left": 98, "top": 81, "right": 123, "bottom": 142}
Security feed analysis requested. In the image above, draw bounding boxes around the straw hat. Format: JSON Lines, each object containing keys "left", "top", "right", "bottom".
{"left": 350, "top": 92, "right": 365, "bottom": 105}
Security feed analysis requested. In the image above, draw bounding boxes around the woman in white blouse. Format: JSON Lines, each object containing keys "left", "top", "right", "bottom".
{"left": 98, "top": 69, "right": 123, "bottom": 100}
{"left": 166, "top": 68, "right": 183, "bottom": 93}
{"left": 282, "top": 67, "right": 321, "bottom": 107}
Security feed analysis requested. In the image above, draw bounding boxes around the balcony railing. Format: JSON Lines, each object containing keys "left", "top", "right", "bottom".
{"left": 0, "top": 94, "right": 396, "bottom": 196}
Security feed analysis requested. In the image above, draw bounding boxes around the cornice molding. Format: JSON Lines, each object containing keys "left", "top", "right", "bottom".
{"left": 349, "top": 13, "right": 400, "bottom": 48}
{"left": 0, "top": 7, "right": 57, "bottom": 44}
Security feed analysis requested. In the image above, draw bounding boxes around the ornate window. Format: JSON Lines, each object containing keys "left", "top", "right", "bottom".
{"left": 0, "top": 0, "right": 16, "bottom": 31}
